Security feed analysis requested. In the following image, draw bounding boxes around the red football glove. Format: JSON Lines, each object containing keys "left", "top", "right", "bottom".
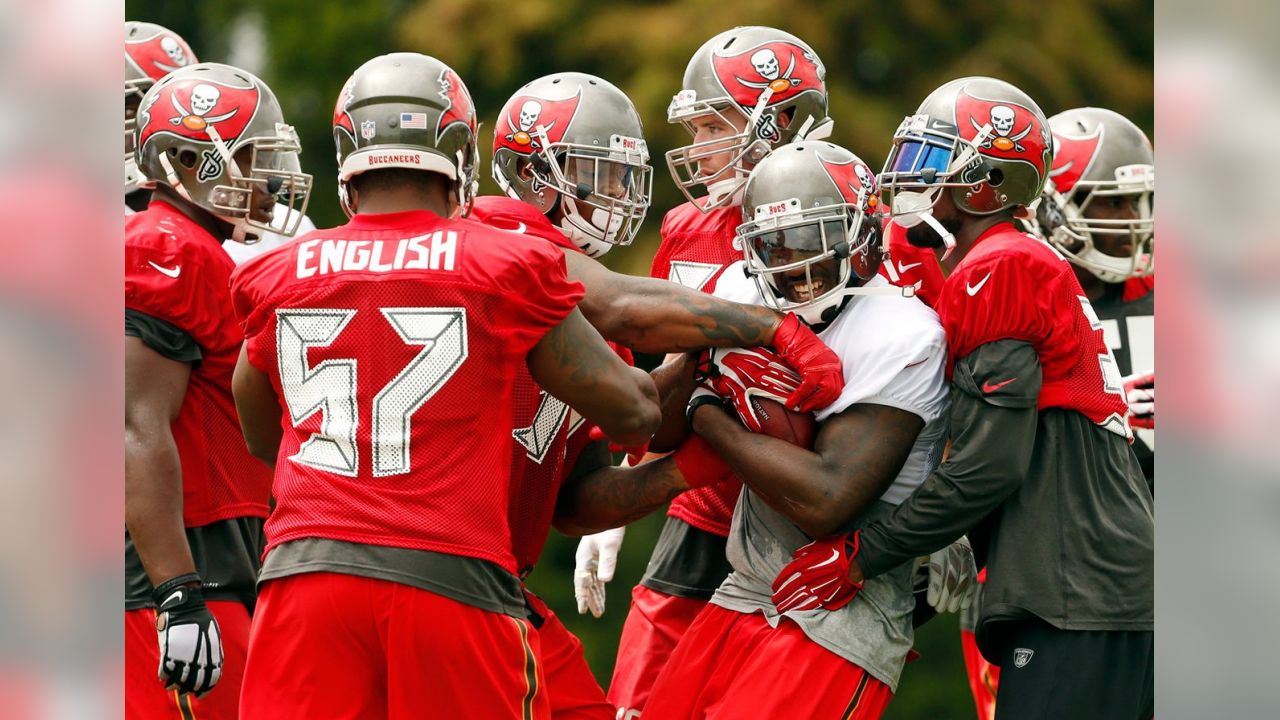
{"left": 671, "top": 433, "right": 733, "bottom": 489}
{"left": 1122, "top": 370, "right": 1154, "bottom": 430}
{"left": 700, "top": 346, "right": 802, "bottom": 433}
{"left": 769, "top": 313, "right": 844, "bottom": 412}
{"left": 586, "top": 425, "right": 649, "bottom": 466}
{"left": 771, "top": 532, "right": 863, "bottom": 613}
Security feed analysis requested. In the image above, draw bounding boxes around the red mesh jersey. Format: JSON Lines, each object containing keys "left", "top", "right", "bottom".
{"left": 1123, "top": 275, "right": 1154, "bottom": 303}
{"left": 468, "top": 195, "right": 580, "bottom": 254}
{"left": 507, "top": 341, "right": 632, "bottom": 573}
{"left": 651, "top": 201, "right": 747, "bottom": 537}
{"left": 879, "top": 220, "right": 945, "bottom": 310}
{"left": 125, "top": 200, "right": 272, "bottom": 526}
{"left": 230, "top": 210, "right": 585, "bottom": 572}
{"left": 649, "top": 201, "right": 743, "bottom": 293}
{"left": 937, "top": 222, "right": 1131, "bottom": 436}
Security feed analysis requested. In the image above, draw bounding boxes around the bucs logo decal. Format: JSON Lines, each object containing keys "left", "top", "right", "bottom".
{"left": 137, "top": 78, "right": 260, "bottom": 180}
{"left": 495, "top": 89, "right": 583, "bottom": 154}
{"left": 125, "top": 32, "right": 195, "bottom": 82}
{"left": 956, "top": 89, "right": 1051, "bottom": 170}
{"left": 1047, "top": 125, "right": 1103, "bottom": 192}
{"left": 437, "top": 68, "right": 476, "bottom": 142}
{"left": 711, "top": 41, "right": 825, "bottom": 111}
{"left": 333, "top": 78, "right": 356, "bottom": 144}
{"left": 818, "top": 154, "right": 877, "bottom": 208}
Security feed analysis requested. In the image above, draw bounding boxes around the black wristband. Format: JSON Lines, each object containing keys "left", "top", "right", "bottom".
{"left": 152, "top": 572, "right": 203, "bottom": 606}
{"left": 687, "top": 393, "right": 727, "bottom": 428}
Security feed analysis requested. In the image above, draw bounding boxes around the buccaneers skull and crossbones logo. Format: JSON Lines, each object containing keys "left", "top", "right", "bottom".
{"left": 972, "top": 104, "right": 1033, "bottom": 153}
{"left": 169, "top": 83, "right": 240, "bottom": 132}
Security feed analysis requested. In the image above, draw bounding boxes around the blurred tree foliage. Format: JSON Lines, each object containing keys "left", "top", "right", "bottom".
{"left": 126, "top": 1, "right": 1150, "bottom": 715}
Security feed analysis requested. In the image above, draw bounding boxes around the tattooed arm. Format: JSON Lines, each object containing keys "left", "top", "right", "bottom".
{"left": 552, "top": 441, "right": 693, "bottom": 536}
{"left": 563, "top": 249, "right": 782, "bottom": 352}
{"left": 528, "top": 307, "right": 661, "bottom": 448}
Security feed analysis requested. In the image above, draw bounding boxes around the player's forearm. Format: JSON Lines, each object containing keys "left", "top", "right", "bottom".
{"left": 649, "top": 354, "right": 699, "bottom": 453}
{"left": 590, "top": 274, "right": 782, "bottom": 353}
{"left": 554, "top": 456, "right": 690, "bottom": 536}
{"left": 857, "top": 395, "right": 1036, "bottom": 580}
{"left": 125, "top": 424, "right": 196, "bottom": 586}
{"left": 692, "top": 406, "right": 854, "bottom": 537}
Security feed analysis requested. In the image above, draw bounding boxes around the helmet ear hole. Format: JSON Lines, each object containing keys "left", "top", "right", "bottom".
{"left": 987, "top": 168, "right": 1004, "bottom": 186}
{"left": 177, "top": 149, "right": 198, "bottom": 169}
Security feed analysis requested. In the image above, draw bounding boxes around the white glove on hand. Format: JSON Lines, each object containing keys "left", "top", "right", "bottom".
{"left": 574, "top": 526, "right": 626, "bottom": 618}
{"left": 926, "top": 537, "right": 978, "bottom": 614}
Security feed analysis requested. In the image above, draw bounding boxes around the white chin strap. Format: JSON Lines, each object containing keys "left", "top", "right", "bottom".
{"left": 1077, "top": 246, "right": 1136, "bottom": 284}
{"left": 891, "top": 188, "right": 957, "bottom": 262}
{"left": 705, "top": 175, "right": 747, "bottom": 208}
{"left": 557, "top": 195, "right": 619, "bottom": 258}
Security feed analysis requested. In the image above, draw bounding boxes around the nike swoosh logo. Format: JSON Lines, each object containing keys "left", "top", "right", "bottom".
{"left": 148, "top": 261, "right": 181, "bottom": 278}
{"left": 495, "top": 221, "right": 528, "bottom": 235}
{"left": 966, "top": 272, "right": 992, "bottom": 296}
{"left": 982, "top": 378, "right": 1017, "bottom": 393}
{"left": 896, "top": 260, "right": 922, "bottom": 273}
{"left": 162, "top": 589, "right": 184, "bottom": 607}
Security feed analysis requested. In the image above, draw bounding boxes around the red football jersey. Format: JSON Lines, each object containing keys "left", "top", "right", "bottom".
{"left": 937, "top": 222, "right": 1131, "bottom": 436}
{"left": 469, "top": 196, "right": 637, "bottom": 572}
{"left": 125, "top": 200, "right": 272, "bottom": 526}
{"left": 230, "top": 210, "right": 585, "bottom": 572}
{"left": 468, "top": 195, "right": 580, "bottom": 254}
{"left": 649, "top": 201, "right": 742, "bottom": 293}
{"left": 879, "top": 220, "right": 945, "bottom": 310}
{"left": 650, "top": 201, "right": 747, "bottom": 537}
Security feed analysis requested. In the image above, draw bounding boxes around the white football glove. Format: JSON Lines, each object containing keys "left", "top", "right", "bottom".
{"left": 574, "top": 526, "right": 626, "bottom": 618}
{"left": 924, "top": 537, "right": 978, "bottom": 614}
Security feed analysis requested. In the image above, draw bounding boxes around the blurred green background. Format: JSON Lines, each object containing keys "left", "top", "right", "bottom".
{"left": 125, "top": 1, "right": 1151, "bottom": 716}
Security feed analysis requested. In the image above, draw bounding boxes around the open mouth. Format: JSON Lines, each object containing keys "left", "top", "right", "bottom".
{"left": 783, "top": 271, "right": 829, "bottom": 303}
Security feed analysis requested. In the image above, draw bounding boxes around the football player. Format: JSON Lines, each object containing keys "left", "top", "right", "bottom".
{"left": 956, "top": 105, "right": 1158, "bottom": 720}
{"left": 478, "top": 70, "right": 844, "bottom": 720}
{"left": 642, "top": 141, "right": 959, "bottom": 719}
{"left": 124, "top": 63, "right": 312, "bottom": 718}
{"left": 566, "top": 28, "right": 837, "bottom": 717}
{"left": 1037, "top": 107, "right": 1155, "bottom": 484}
{"left": 230, "top": 53, "right": 660, "bottom": 719}
{"left": 124, "top": 20, "right": 317, "bottom": 259}
{"left": 772, "top": 77, "right": 1154, "bottom": 719}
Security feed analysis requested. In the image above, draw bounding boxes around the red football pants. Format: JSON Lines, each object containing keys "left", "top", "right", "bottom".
{"left": 124, "top": 601, "right": 252, "bottom": 720}
{"left": 524, "top": 590, "right": 613, "bottom": 720}
{"left": 607, "top": 585, "right": 708, "bottom": 717}
{"left": 962, "top": 628, "right": 1001, "bottom": 720}
{"left": 239, "top": 572, "right": 548, "bottom": 719}
{"left": 644, "top": 604, "right": 893, "bottom": 720}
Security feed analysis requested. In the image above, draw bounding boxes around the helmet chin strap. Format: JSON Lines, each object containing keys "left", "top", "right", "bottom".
{"left": 1077, "top": 245, "right": 1137, "bottom": 284}
{"left": 556, "top": 194, "right": 615, "bottom": 258}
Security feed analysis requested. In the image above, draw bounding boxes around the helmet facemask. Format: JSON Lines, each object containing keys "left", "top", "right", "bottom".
{"left": 158, "top": 122, "right": 312, "bottom": 244}
{"left": 1040, "top": 164, "right": 1155, "bottom": 282}
{"left": 740, "top": 193, "right": 881, "bottom": 325}
{"left": 528, "top": 128, "right": 652, "bottom": 257}
{"left": 878, "top": 115, "right": 996, "bottom": 259}
{"left": 666, "top": 93, "right": 771, "bottom": 211}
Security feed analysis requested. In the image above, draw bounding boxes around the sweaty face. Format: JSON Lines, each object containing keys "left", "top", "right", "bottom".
{"left": 689, "top": 109, "right": 748, "bottom": 179}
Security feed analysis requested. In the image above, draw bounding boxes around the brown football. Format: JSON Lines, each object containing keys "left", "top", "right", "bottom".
{"left": 748, "top": 395, "right": 818, "bottom": 449}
